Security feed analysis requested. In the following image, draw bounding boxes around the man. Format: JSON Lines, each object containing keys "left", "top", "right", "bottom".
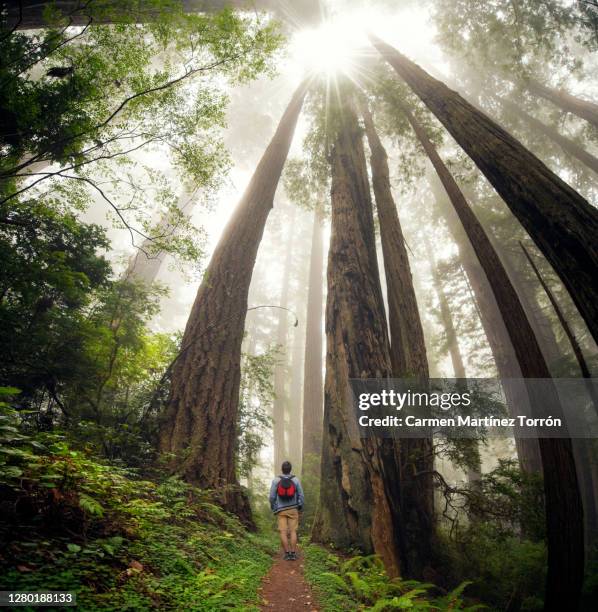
{"left": 269, "top": 460, "right": 304, "bottom": 561}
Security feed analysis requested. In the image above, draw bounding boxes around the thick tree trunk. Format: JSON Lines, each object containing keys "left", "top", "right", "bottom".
{"left": 372, "top": 35, "right": 598, "bottom": 348}
{"left": 520, "top": 243, "right": 598, "bottom": 551}
{"left": 158, "top": 81, "right": 307, "bottom": 523}
{"left": 273, "top": 209, "right": 296, "bottom": 471}
{"left": 399, "top": 100, "right": 584, "bottom": 609}
{"left": 5, "top": 0, "right": 322, "bottom": 29}
{"left": 501, "top": 99, "right": 598, "bottom": 176}
{"left": 361, "top": 102, "right": 434, "bottom": 576}
{"left": 429, "top": 176, "right": 543, "bottom": 474}
{"left": 524, "top": 77, "right": 598, "bottom": 130}
{"left": 301, "top": 207, "right": 325, "bottom": 463}
{"left": 311, "top": 89, "right": 402, "bottom": 577}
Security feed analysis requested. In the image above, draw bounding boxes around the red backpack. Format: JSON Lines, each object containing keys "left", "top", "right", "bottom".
{"left": 277, "top": 475, "right": 296, "bottom": 500}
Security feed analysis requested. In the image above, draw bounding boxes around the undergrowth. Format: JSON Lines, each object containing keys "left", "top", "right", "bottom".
{"left": 0, "top": 401, "right": 277, "bottom": 610}
{"left": 303, "top": 545, "right": 484, "bottom": 611}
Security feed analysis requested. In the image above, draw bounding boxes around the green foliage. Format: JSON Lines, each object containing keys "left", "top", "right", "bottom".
{"left": 1, "top": 2, "right": 283, "bottom": 264}
{"left": 0, "top": 424, "right": 277, "bottom": 610}
{"left": 467, "top": 459, "right": 546, "bottom": 540}
{"left": 304, "top": 546, "right": 483, "bottom": 611}
{"left": 440, "top": 524, "right": 546, "bottom": 611}
{"left": 237, "top": 346, "right": 278, "bottom": 479}
{"left": 0, "top": 197, "right": 111, "bottom": 401}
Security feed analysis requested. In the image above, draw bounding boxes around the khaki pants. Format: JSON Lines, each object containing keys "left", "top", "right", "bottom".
{"left": 277, "top": 508, "right": 299, "bottom": 533}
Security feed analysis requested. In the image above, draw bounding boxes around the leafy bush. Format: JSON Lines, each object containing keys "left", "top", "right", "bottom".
{"left": 303, "top": 545, "right": 483, "bottom": 611}
{"left": 0, "top": 410, "right": 277, "bottom": 610}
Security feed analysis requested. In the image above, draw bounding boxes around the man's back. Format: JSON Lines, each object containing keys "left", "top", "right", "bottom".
{"left": 270, "top": 461, "right": 304, "bottom": 561}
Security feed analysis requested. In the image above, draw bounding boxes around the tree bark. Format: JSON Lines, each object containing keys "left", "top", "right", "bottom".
{"left": 372, "top": 35, "right": 598, "bottom": 348}
{"left": 158, "top": 81, "right": 307, "bottom": 523}
{"left": 361, "top": 101, "right": 434, "bottom": 576}
{"left": 301, "top": 207, "right": 325, "bottom": 463}
{"left": 524, "top": 77, "right": 598, "bottom": 130}
{"left": 398, "top": 99, "right": 584, "bottom": 609}
{"left": 501, "top": 99, "right": 598, "bottom": 176}
{"left": 429, "top": 176, "right": 543, "bottom": 474}
{"left": 311, "top": 88, "right": 402, "bottom": 577}
{"left": 427, "top": 250, "right": 482, "bottom": 487}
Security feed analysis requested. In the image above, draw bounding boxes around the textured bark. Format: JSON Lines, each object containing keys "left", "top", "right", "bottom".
{"left": 6, "top": 0, "right": 322, "bottom": 29}
{"left": 520, "top": 243, "right": 598, "bottom": 551}
{"left": 301, "top": 207, "right": 325, "bottom": 462}
{"left": 273, "top": 210, "right": 296, "bottom": 471}
{"left": 399, "top": 100, "right": 584, "bottom": 609}
{"left": 429, "top": 177, "right": 543, "bottom": 475}
{"left": 525, "top": 77, "right": 598, "bottom": 130}
{"left": 372, "top": 35, "right": 598, "bottom": 348}
{"left": 361, "top": 102, "right": 434, "bottom": 576}
{"left": 312, "top": 90, "right": 402, "bottom": 578}
{"left": 502, "top": 99, "right": 598, "bottom": 176}
{"left": 158, "top": 81, "right": 307, "bottom": 522}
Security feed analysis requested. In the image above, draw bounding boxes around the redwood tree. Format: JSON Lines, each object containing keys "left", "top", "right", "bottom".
{"left": 371, "top": 35, "right": 598, "bottom": 349}
{"left": 158, "top": 81, "right": 308, "bottom": 522}
{"left": 301, "top": 207, "right": 325, "bottom": 462}
{"left": 395, "top": 95, "right": 584, "bottom": 608}
{"left": 500, "top": 98, "right": 598, "bottom": 176}
{"left": 524, "top": 76, "right": 598, "bottom": 130}
{"left": 361, "top": 101, "right": 434, "bottom": 576}
{"left": 311, "top": 86, "right": 402, "bottom": 577}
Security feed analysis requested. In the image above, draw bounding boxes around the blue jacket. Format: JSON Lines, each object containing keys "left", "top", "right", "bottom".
{"left": 269, "top": 475, "right": 304, "bottom": 514}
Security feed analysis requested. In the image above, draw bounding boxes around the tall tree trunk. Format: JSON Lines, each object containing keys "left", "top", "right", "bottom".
{"left": 158, "top": 81, "right": 307, "bottom": 523}
{"left": 372, "top": 35, "right": 598, "bottom": 348}
{"left": 311, "top": 88, "right": 402, "bottom": 577}
{"left": 302, "top": 207, "right": 325, "bottom": 463}
{"left": 288, "top": 311, "right": 304, "bottom": 470}
{"left": 498, "top": 248, "right": 563, "bottom": 371}
{"left": 501, "top": 99, "right": 598, "bottom": 176}
{"left": 273, "top": 208, "right": 296, "bottom": 471}
{"left": 520, "top": 241, "right": 598, "bottom": 409}
{"left": 524, "top": 77, "right": 598, "bottom": 130}
{"left": 520, "top": 243, "right": 598, "bottom": 552}
{"left": 398, "top": 98, "right": 584, "bottom": 609}
{"left": 428, "top": 254, "right": 466, "bottom": 381}
{"left": 429, "top": 175, "right": 543, "bottom": 474}
{"left": 361, "top": 101, "right": 434, "bottom": 576}
{"left": 124, "top": 188, "right": 196, "bottom": 283}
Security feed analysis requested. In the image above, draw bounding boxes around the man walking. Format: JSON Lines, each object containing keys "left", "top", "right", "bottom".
{"left": 269, "top": 461, "right": 304, "bottom": 560}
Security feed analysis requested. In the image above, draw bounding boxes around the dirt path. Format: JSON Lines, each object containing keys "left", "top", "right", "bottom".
{"left": 259, "top": 549, "right": 319, "bottom": 611}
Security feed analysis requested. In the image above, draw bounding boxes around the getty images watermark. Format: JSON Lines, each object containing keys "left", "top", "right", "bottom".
{"left": 350, "top": 378, "right": 598, "bottom": 439}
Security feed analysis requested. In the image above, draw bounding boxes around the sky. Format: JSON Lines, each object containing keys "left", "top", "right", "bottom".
{"left": 90, "top": 0, "right": 444, "bottom": 333}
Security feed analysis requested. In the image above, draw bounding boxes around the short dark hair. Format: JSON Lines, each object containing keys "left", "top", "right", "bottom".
{"left": 281, "top": 461, "right": 292, "bottom": 475}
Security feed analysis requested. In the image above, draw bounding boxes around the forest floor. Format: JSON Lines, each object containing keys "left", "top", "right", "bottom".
{"left": 259, "top": 547, "right": 319, "bottom": 611}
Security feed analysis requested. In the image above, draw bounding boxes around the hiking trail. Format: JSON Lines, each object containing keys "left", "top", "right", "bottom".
{"left": 259, "top": 549, "right": 319, "bottom": 611}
